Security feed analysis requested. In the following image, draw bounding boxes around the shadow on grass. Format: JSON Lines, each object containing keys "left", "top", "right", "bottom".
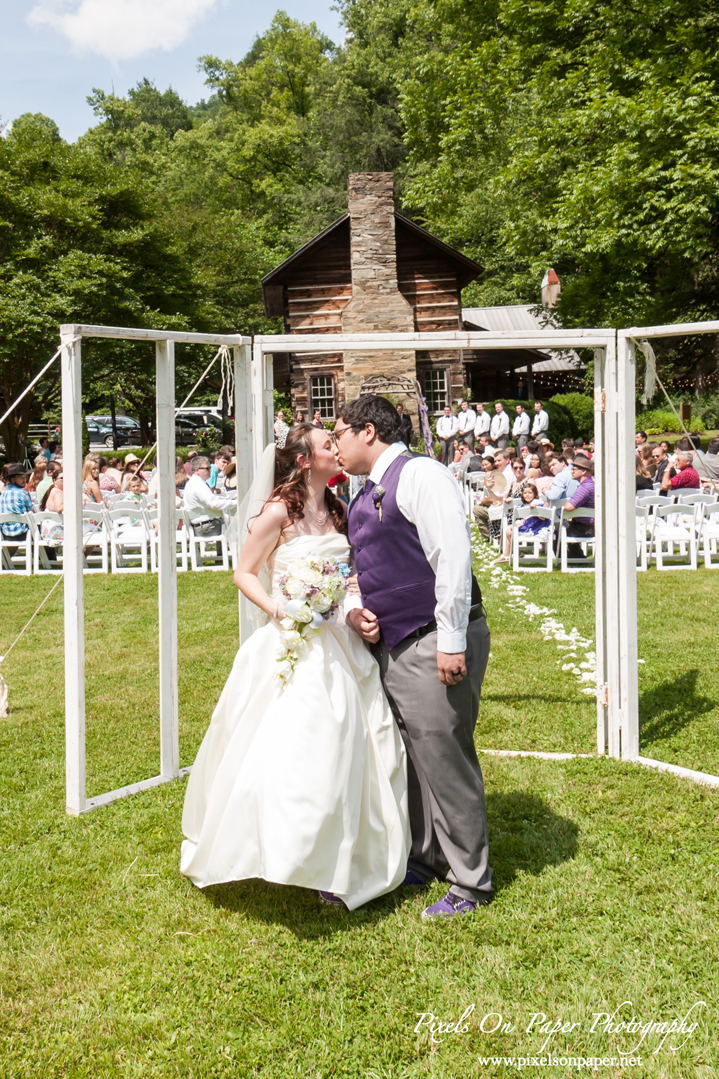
{"left": 200, "top": 792, "right": 577, "bottom": 933}
{"left": 639, "top": 669, "right": 716, "bottom": 745}
{"left": 487, "top": 791, "right": 579, "bottom": 894}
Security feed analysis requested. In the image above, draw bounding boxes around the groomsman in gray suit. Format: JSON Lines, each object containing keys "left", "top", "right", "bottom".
{"left": 335, "top": 395, "right": 493, "bottom": 921}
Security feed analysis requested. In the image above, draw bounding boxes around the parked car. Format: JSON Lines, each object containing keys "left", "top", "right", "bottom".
{"left": 175, "top": 416, "right": 205, "bottom": 446}
{"left": 89, "top": 412, "right": 140, "bottom": 446}
{"left": 176, "top": 408, "right": 223, "bottom": 429}
{"left": 85, "top": 417, "right": 116, "bottom": 446}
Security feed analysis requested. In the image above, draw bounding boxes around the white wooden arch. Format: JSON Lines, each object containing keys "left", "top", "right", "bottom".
{"left": 253, "top": 328, "right": 625, "bottom": 758}
{"left": 60, "top": 325, "right": 252, "bottom": 814}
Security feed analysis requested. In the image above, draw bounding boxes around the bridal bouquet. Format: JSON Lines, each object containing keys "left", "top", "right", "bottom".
{"left": 275, "top": 557, "right": 351, "bottom": 687}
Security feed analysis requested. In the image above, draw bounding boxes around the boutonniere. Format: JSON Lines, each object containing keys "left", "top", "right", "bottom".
{"left": 372, "top": 484, "right": 386, "bottom": 522}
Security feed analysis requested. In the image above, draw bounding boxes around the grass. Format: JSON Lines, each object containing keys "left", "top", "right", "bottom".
{"left": 0, "top": 561, "right": 717, "bottom": 1077}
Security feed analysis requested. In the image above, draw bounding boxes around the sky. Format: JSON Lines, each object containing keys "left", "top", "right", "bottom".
{"left": 1, "top": 0, "right": 344, "bottom": 142}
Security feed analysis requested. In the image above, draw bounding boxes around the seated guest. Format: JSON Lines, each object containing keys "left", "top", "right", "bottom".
{"left": 452, "top": 438, "right": 466, "bottom": 465}
{"left": 98, "top": 456, "right": 120, "bottom": 495}
{"left": 39, "top": 471, "right": 65, "bottom": 548}
{"left": 660, "top": 447, "right": 700, "bottom": 492}
{"left": 105, "top": 457, "right": 123, "bottom": 485}
{"left": 222, "top": 457, "right": 237, "bottom": 492}
{"left": 0, "top": 464, "right": 32, "bottom": 546}
{"left": 636, "top": 456, "right": 654, "bottom": 491}
{"left": 693, "top": 436, "right": 719, "bottom": 487}
{"left": 476, "top": 434, "right": 496, "bottom": 458}
{"left": 574, "top": 438, "right": 585, "bottom": 451}
{"left": 82, "top": 457, "right": 103, "bottom": 504}
{"left": 453, "top": 442, "right": 474, "bottom": 478}
{"left": 564, "top": 455, "right": 595, "bottom": 557}
{"left": 651, "top": 443, "right": 673, "bottom": 486}
{"left": 27, "top": 456, "right": 48, "bottom": 494}
{"left": 36, "top": 460, "right": 60, "bottom": 504}
{"left": 184, "top": 455, "right": 234, "bottom": 538}
{"left": 660, "top": 440, "right": 673, "bottom": 459}
{"left": 184, "top": 449, "right": 198, "bottom": 477}
{"left": 499, "top": 482, "right": 548, "bottom": 561}
{"left": 545, "top": 455, "right": 579, "bottom": 503}
{"left": 639, "top": 444, "right": 656, "bottom": 477}
{"left": 121, "top": 455, "right": 148, "bottom": 493}
{"left": 472, "top": 457, "right": 506, "bottom": 542}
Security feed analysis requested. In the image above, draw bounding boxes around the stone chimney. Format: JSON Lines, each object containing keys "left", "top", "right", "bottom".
{"left": 541, "top": 267, "right": 561, "bottom": 307}
{"left": 341, "top": 172, "right": 416, "bottom": 400}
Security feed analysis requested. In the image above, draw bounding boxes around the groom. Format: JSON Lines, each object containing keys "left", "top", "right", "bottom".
{"left": 335, "top": 395, "right": 493, "bottom": 920}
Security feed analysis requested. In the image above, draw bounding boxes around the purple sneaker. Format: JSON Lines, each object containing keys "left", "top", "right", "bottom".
{"left": 319, "top": 890, "right": 346, "bottom": 908}
{"left": 421, "top": 891, "right": 481, "bottom": 921}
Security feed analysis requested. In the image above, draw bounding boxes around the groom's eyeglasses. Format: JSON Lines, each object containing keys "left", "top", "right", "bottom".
{"left": 332, "top": 425, "right": 355, "bottom": 445}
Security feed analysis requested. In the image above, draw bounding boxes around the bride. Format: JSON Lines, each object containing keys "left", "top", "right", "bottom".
{"left": 180, "top": 423, "right": 410, "bottom": 909}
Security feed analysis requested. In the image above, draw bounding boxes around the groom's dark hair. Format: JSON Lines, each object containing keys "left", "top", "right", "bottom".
{"left": 338, "top": 395, "right": 403, "bottom": 445}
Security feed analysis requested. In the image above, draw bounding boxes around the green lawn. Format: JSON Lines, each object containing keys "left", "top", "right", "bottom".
{"left": 0, "top": 564, "right": 717, "bottom": 1077}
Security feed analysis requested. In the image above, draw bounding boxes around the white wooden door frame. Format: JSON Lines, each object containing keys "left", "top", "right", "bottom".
{"left": 618, "top": 321, "right": 719, "bottom": 785}
{"left": 60, "top": 324, "right": 252, "bottom": 815}
{"left": 253, "top": 328, "right": 621, "bottom": 757}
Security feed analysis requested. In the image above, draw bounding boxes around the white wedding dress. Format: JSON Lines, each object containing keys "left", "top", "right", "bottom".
{"left": 180, "top": 533, "right": 410, "bottom": 910}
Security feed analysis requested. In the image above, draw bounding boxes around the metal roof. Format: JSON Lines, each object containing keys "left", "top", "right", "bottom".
{"left": 463, "top": 306, "right": 585, "bottom": 371}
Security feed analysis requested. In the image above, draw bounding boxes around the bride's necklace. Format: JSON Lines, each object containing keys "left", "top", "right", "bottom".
{"left": 306, "top": 501, "right": 329, "bottom": 525}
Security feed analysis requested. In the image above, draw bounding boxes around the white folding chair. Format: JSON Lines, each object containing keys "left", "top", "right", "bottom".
{"left": 697, "top": 501, "right": 719, "bottom": 569}
{"left": 108, "top": 502, "right": 149, "bottom": 573}
{"left": 635, "top": 505, "right": 650, "bottom": 572}
{"left": 81, "top": 505, "right": 109, "bottom": 573}
{"left": 649, "top": 504, "right": 698, "bottom": 570}
{"left": 511, "top": 506, "right": 555, "bottom": 572}
{"left": 29, "top": 511, "right": 64, "bottom": 574}
{"left": 183, "top": 507, "right": 230, "bottom": 571}
{"left": 676, "top": 491, "right": 715, "bottom": 507}
{"left": 0, "top": 513, "right": 32, "bottom": 574}
{"left": 146, "top": 507, "right": 188, "bottom": 573}
{"left": 558, "top": 507, "right": 596, "bottom": 572}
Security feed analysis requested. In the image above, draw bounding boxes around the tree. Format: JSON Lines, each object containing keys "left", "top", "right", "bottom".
{"left": 0, "top": 113, "right": 197, "bottom": 458}
{"left": 396, "top": 0, "right": 719, "bottom": 390}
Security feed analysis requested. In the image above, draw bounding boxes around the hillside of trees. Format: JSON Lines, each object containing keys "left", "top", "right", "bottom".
{"left": 2, "top": 0, "right": 719, "bottom": 453}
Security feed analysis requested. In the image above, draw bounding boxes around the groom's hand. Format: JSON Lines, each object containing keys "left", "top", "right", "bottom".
{"left": 348, "top": 607, "right": 380, "bottom": 644}
{"left": 437, "top": 651, "right": 467, "bottom": 686}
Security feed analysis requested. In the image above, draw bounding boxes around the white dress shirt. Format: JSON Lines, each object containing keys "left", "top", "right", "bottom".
{"left": 457, "top": 408, "right": 476, "bottom": 434}
{"left": 490, "top": 410, "right": 510, "bottom": 441}
{"left": 531, "top": 409, "right": 549, "bottom": 436}
{"left": 512, "top": 412, "right": 530, "bottom": 437}
{"left": 183, "top": 473, "right": 234, "bottom": 515}
{"left": 481, "top": 443, "right": 497, "bottom": 458}
{"left": 347, "top": 442, "right": 472, "bottom": 653}
{"left": 436, "top": 414, "right": 459, "bottom": 440}
{"left": 474, "top": 410, "right": 491, "bottom": 437}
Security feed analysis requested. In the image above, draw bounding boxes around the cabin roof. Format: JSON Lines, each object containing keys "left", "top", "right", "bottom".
{"left": 261, "top": 212, "right": 482, "bottom": 292}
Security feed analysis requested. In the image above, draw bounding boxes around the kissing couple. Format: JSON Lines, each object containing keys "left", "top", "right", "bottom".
{"left": 180, "top": 395, "right": 493, "bottom": 921}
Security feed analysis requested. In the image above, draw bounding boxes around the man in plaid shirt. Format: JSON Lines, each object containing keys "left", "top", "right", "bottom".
{"left": 0, "top": 464, "right": 32, "bottom": 540}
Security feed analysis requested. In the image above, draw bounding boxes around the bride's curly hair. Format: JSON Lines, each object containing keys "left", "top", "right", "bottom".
{"left": 271, "top": 423, "right": 347, "bottom": 535}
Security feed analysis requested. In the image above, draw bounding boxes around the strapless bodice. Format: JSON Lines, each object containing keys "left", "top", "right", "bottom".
{"left": 268, "top": 533, "right": 351, "bottom": 596}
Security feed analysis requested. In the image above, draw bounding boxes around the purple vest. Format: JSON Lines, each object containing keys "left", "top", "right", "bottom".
{"left": 347, "top": 453, "right": 437, "bottom": 650}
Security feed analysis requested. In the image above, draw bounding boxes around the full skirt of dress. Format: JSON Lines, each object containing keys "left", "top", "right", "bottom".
{"left": 180, "top": 535, "right": 410, "bottom": 910}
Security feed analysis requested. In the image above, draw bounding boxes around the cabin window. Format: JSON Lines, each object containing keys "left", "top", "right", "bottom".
{"left": 423, "top": 369, "right": 448, "bottom": 413}
{"left": 310, "top": 375, "right": 336, "bottom": 419}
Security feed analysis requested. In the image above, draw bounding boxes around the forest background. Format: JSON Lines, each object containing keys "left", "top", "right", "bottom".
{"left": 2, "top": 0, "right": 719, "bottom": 457}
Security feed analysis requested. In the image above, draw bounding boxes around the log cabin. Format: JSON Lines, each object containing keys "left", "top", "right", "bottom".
{"left": 262, "top": 173, "right": 575, "bottom": 421}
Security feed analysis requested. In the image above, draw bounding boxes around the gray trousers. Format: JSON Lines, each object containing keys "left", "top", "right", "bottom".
{"left": 496, "top": 434, "right": 509, "bottom": 450}
{"left": 440, "top": 438, "right": 455, "bottom": 466}
{"left": 515, "top": 434, "right": 529, "bottom": 451}
{"left": 372, "top": 617, "right": 493, "bottom": 901}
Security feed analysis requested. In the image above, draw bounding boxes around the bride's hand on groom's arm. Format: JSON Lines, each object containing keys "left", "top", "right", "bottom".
{"left": 437, "top": 651, "right": 467, "bottom": 686}
{"left": 347, "top": 608, "right": 380, "bottom": 644}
